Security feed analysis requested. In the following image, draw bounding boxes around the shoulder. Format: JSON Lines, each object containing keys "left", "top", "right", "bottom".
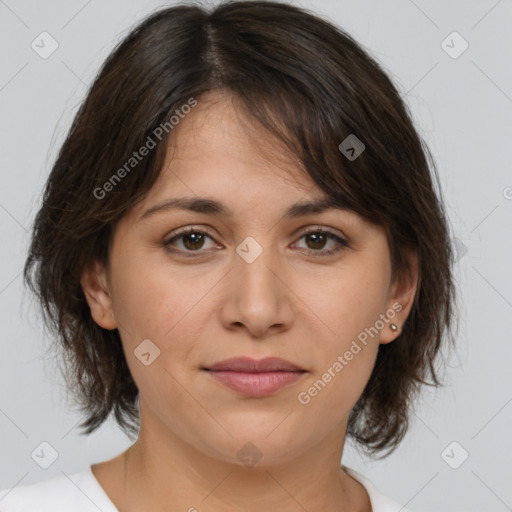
{"left": 343, "top": 465, "right": 411, "bottom": 512}
{"left": 0, "top": 466, "right": 118, "bottom": 512}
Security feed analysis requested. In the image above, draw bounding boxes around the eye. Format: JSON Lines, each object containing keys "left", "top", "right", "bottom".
{"left": 163, "top": 227, "right": 219, "bottom": 257}
{"left": 293, "top": 227, "right": 349, "bottom": 257}
{"left": 163, "top": 226, "right": 349, "bottom": 258}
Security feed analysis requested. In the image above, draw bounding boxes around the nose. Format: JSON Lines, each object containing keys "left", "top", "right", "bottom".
{"left": 219, "top": 240, "right": 295, "bottom": 338}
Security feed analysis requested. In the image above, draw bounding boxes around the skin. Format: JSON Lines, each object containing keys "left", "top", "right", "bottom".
{"left": 81, "top": 91, "right": 418, "bottom": 512}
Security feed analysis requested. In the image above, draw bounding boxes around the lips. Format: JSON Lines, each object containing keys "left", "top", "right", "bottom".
{"left": 203, "top": 357, "right": 306, "bottom": 397}
{"left": 204, "top": 356, "right": 304, "bottom": 373}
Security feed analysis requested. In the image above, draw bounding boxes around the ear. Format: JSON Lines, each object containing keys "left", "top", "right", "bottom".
{"left": 380, "top": 248, "right": 419, "bottom": 345}
{"left": 80, "top": 260, "right": 117, "bottom": 330}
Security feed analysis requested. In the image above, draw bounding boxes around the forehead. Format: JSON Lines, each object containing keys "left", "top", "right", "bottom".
{"left": 122, "top": 91, "right": 366, "bottom": 232}
{"left": 124, "top": 92, "right": 322, "bottom": 219}
{"left": 165, "top": 91, "right": 309, "bottom": 183}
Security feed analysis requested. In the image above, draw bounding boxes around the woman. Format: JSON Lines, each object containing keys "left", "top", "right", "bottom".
{"left": 0, "top": 1, "right": 457, "bottom": 510}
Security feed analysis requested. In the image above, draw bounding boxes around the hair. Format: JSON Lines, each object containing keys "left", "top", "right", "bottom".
{"left": 23, "top": 0, "right": 458, "bottom": 458}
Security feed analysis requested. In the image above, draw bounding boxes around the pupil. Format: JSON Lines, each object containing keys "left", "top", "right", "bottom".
{"left": 307, "top": 233, "right": 326, "bottom": 249}
{"left": 184, "top": 232, "right": 204, "bottom": 250}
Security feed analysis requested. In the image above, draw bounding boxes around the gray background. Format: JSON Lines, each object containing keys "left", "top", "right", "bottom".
{"left": 0, "top": 1, "right": 511, "bottom": 511}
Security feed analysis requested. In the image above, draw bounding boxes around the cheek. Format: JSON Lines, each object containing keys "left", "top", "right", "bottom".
{"left": 109, "top": 251, "right": 208, "bottom": 339}
{"left": 110, "top": 261, "right": 210, "bottom": 422}
{"left": 296, "top": 265, "right": 387, "bottom": 412}
{"left": 297, "top": 323, "right": 379, "bottom": 420}
{"left": 308, "top": 261, "right": 389, "bottom": 343}
{"left": 109, "top": 255, "right": 225, "bottom": 391}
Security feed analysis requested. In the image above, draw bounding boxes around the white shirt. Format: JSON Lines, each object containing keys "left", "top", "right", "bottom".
{"left": 0, "top": 464, "right": 410, "bottom": 511}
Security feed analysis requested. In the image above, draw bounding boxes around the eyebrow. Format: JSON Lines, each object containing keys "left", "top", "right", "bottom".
{"left": 138, "top": 196, "right": 350, "bottom": 222}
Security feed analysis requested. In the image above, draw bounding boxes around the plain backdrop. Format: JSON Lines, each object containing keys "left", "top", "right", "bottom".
{"left": 0, "top": 1, "right": 511, "bottom": 511}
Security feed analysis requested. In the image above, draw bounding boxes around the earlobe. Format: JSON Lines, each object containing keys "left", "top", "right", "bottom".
{"left": 80, "top": 260, "right": 118, "bottom": 330}
{"left": 380, "top": 248, "right": 419, "bottom": 345}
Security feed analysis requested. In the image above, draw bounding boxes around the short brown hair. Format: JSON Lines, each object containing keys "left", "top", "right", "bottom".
{"left": 23, "top": 0, "right": 458, "bottom": 457}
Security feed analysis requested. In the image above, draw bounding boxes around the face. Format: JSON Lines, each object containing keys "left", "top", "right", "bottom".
{"left": 82, "top": 91, "right": 417, "bottom": 467}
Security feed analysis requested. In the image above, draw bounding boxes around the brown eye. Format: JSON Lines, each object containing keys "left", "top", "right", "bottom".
{"left": 304, "top": 232, "right": 329, "bottom": 250}
{"left": 163, "top": 228, "right": 218, "bottom": 256}
{"left": 181, "top": 232, "right": 206, "bottom": 251}
{"left": 163, "top": 226, "right": 348, "bottom": 258}
{"left": 294, "top": 229, "right": 348, "bottom": 257}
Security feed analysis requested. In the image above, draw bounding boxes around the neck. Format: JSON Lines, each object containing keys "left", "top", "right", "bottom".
{"left": 115, "top": 422, "right": 370, "bottom": 512}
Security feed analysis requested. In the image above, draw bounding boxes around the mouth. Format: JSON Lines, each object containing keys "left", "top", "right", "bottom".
{"left": 203, "top": 356, "right": 305, "bottom": 373}
{"left": 202, "top": 356, "right": 307, "bottom": 397}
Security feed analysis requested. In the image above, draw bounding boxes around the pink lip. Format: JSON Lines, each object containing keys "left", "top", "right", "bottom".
{"left": 203, "top": 357, "right": 306, "bottom": 397}
{"left": 205, "top": 356, "right": 304, "bottom": 372}
{"left": 206, "top": 370, "right": 306, "bottom": 397}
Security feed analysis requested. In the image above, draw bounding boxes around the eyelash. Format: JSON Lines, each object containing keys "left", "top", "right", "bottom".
{"left": 163, "top": 226, "right": 349, "bottom": 258}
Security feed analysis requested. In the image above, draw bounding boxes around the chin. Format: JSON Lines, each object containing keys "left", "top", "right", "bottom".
{"left": 195, "top": 421, "right": 309, "bottom": 467}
